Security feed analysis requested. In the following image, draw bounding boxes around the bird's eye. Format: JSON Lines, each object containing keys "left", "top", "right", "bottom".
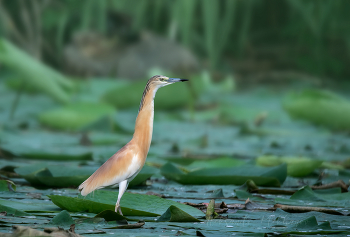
{"left": 160, "top": 78, "right": 164, "bottom": 81}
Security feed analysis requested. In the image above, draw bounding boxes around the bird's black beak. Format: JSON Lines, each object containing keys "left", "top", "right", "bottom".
{"left": 168, "top": 78, "right": 189, "bottom": 83}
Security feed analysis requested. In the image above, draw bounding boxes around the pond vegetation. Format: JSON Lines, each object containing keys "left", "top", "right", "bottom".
{"left": 1, "top": 1, "right": 350, "bottom": 236}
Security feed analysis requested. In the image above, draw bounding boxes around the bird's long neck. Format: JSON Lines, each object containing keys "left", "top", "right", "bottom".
{"left": 132, "top": 83, "right": 158, "bottom": 158}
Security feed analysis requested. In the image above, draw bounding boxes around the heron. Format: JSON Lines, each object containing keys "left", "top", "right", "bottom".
{"left": 78, "top": 75, "right": 188, "bottom": 215}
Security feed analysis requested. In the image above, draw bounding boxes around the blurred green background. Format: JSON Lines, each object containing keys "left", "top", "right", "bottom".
{"left": 2, "top": 0, "right": 350, "bottom": 80}
{"left": 1, "top": 0, "right": 350, "bottom": 171}
{"left": 1, "top": 0, "right": 350, "bottom": 235}
{"left": 1, "top": 0, "right": 350, "bottom": 177}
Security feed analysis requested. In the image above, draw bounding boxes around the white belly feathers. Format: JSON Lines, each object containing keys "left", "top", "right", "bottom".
{"left": 107, "top": 153, "right": 141, "bottom": 188}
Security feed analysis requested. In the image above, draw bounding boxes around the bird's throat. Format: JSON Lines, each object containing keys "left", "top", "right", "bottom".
{"left": 132, "top": 86, "right": 157, "bottom": 158}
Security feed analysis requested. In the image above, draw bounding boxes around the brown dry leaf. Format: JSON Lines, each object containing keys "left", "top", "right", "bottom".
{"left": 68, "top": 225, "right": 75, "bottom": 233}
{"left": 219, "top": 201, "right": 227, "bottom": 209}
{"left": 274, "top": 204, "right": 345, "bottom": 215}
{"left": 26, "top": 193, "right": 42, "bottom": 199}
{"left": 311, "top": 180, "right": 349, "bottom": 193}
{"left": 145, "top": 191, "right": 165, "bottom": 198}
{"left": 105, "top": 220, "right": 145, "bottom": 229}
{"left": 1, "top": 225, "right": 84, "bottom": 237}
{"left": 214, "top": 208, "right": 228, "bottom": 214}
{"left": 226, "top": 200, "right": 273, "bottom": 211}
{"left": 182, "top": 202, "right": 206, "bottom": 208}
{"left": 226, "top": 203, "right": 246, "bottom": 209}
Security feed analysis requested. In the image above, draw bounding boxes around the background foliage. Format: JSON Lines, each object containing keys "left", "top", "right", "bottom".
{"left": 1, "top": 0, "right": 350, "bottom": 78}
{"left": 1, "top": 1, "right": 350, "bottom": 236}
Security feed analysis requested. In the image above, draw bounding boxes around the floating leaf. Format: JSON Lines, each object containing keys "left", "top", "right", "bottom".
{"left": 275, "top": 186, "right": 350, "bottom": 208}
{"left": 257, "top": 155, "right": 323, "bottom": 177}
{"left": 283, "top": 89, "right": 350, "bottom": 130}
{"left": 14, "top": 164, "right": 155, "bottom": 188}
{"left": 48, "top": 210, "right": 75, "bottom": 226}
{"left": 105, "top": 220, "right": 145, "bottom": 229}
{"left": 292, "top": 216, "right": 329, "bottom": 230}
{"left": 185, "top": 157, "right": 245, "bottom": 171}
{"left": 39, "top": 102, "right": 115, "bottom": 131}
{"left": 234, "top": 190, "right": 263, "bottom": 201}
{"left": 0, "top": 204, "right": 30, "bottom": 216}
{"left": 290, "top": 186, "right": 349, "bottom": 202}
{"left": 157, "top": 205, "right": 200, "bottom": 222}
{"left": 95, "top": 210, "right": 128, "bottom": 221}
{"left": 0, "top": 199, "right": 58, "bottom": 213}
{"left": 208, "top": 188, "right": 225, "bottom": 198}
{"left": 35, "top": 167, "right": 92, "bottom": 188}
{"left": 49, "top": 190, "right": 204, "bottom": 217}
{"left": 14, "top": 164, "right": 49, "bottom": 186}
{"left": 1, "top": 144, "right": 93, "bottom": 160}
{"left": 161, "top": 162, "right": 286, "bottom": 187}
{"left": 0, "top": 180, "right": 16, "bottom": 191}
{"left": 128, "top": 165, "right": 158, "bottom": 187}
{"left": 15, "top": 164, "right": 91, "bottom": 187}
{"left": 234, "top": 180, "right": 264, "bottom": 201}
{"left": 1, "top": 132, "right": 93, "bottom": 161}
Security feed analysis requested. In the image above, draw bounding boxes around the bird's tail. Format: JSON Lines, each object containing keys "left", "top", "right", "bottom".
{"left": 78, "top": 178, "right": 94, "bottom": 196}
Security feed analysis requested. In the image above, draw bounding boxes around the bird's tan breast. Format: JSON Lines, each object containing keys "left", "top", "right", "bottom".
{"left": 80, "top": 141, "right": 144, "bottom": 195}
{"left": 99, "top": 141, "right": 143, "bottom": 180}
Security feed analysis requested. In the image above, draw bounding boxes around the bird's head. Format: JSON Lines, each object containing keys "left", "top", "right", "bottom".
{"left": 149, "top": 75, "right": 188, "bottom": 88}
{"left": 139, "top": 75, "right": 189, "bottom": 111}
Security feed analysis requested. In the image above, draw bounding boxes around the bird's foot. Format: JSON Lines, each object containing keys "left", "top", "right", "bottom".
{"left": 118, "top": 206, "right": 123, "bottom": 216}
{"left": 115, "top": 204, "right": 123, "bottom": 216}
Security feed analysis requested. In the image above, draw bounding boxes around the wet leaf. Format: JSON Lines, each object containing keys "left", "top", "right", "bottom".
{"left": 15, "top": 164, "right": 49, "bottom": 186}
{"left": 207, "top": 188, "right": 225, "bottom": 198}
{"left": 0, "top": 131, "right": 94, "bottom": 160}
{"left": 105, "top": 220, "right": 145, "bottom": 229}
{"left": 14, "top": 164, "right": 155, "bottom": 188}
{"left": 161, "top": 162, "right": 286, "bottom": 186}
{"left": 49, "top": 190, "right": 204, "bottom": 217}
{"left": 0, "top": 180, "right": 16, "bottom": 191}
{"left": 95, "top": 210, "right": 128, "bottom": 221}
{"left": 185, "top": 157, "right": 245, "bottom": 171}
{"left": 275, "top": 186, "right": 350, "bottom": 208}
{"left": 3, "top": 77, "right": 350, "bottom": 236}
{"left": 157, "top": 205, "right": 200, "bottom": 222}
{"left": 128, "top": 165, "right": 158, "bottom": 187}
{"left": 2, "top": 144, "right": 93, "bottom": 160}
{"left": 48, "top": 210, "right": 75, "bottom": 226}
{"left": 15, "top": 164, "right": 89, "bottom": 187}
{"left": 0, "top": 198, "right": 59, "bottom": 213}
{"left": 35, "top": 167, "right": 91, "bottom": 188}
{"left": 0, "top": 204, "right": 30, "bottom": 216}
{"left": 234, "top": 190, "right": 264, "bottom": 201}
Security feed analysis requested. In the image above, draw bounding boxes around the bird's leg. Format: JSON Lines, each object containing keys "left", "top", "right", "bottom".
{"left": 117, "top": 206, "right": 123, "bottom": 215}
{"left": 115, "top": 180, "right": 128, "bottom": 215}
{"left": 115, "top": 203, "right": 122, "bottom": 215}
